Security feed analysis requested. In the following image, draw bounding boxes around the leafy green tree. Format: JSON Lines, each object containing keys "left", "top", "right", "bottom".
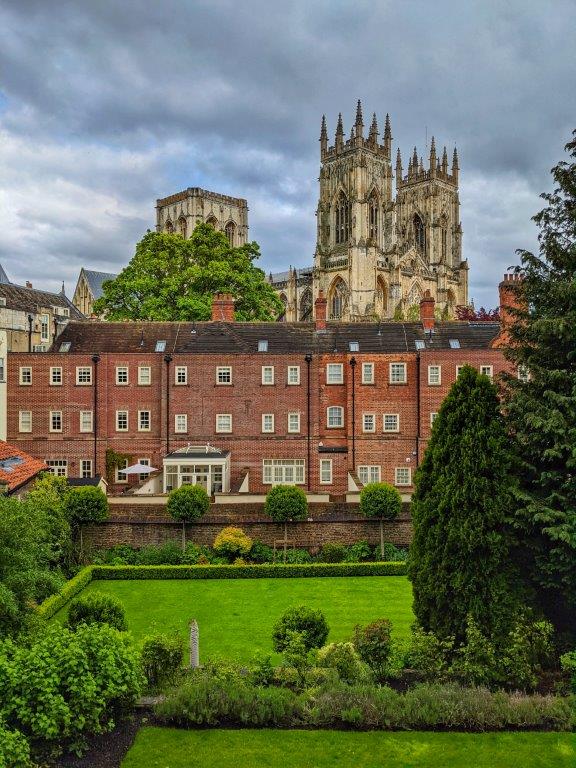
{"left": 167, "top": 484, "right": 210, "bottom": 550}
{"left": 264, "top": 485, "right": 308, "bottom": 562}
{"left": 501, "top": 131, "right": 576, "bottom": 638}
{"left": 93, "top": 224, "right": 283, "bottom": 321}
{"left": 408, "top": 366, "right": 520, "bottom": 645}
{"left": 25, "top": 473, "right": 72, "bottom": 571}
{"left": 64, "top": 486, "right": 109, "bottom": 554}
{"left": 359, "top": 482, "right": 402, "bottom": 559}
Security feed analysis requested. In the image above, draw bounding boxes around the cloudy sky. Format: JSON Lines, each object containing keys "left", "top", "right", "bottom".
{"left": 0, "top": 0, "right": 574, "bottom": 309}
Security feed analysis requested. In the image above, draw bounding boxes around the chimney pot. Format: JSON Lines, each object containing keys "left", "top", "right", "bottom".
{"left": 26, "top": 281, "right": 33, "bottom": 289}
{"left": 211, "top": 293, "right": 235, "bottom": 322}
{"left": 314, "top": 290, "right": 328, "bottom": 331}
{"left": 419, "top": 289, "right": 435, "bottom": 331}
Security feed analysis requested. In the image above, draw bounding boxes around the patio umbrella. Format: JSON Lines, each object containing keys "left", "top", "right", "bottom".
{"left": 123, "top": 462, "right": 158, "bottom": 474}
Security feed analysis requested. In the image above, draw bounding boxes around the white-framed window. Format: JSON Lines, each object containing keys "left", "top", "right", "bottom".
{"left": 19, "top": 366, "right": 32, "bottom": 385}
{"left": 262, "top": 413, "right": 275, "bottom": 433}
{"left": 175, "top": 366, "right": 188, "bottom": 385}
{"left": 50, "top": 366, "right": 62, "bottom": 385}
{"left": 287, "top": 412, "right": 300, "bottom": 433}
{"left": 116, "top": 410, "right": 128, "bottom": 431}
{"left": 216, "top": 366, "right": 232, "bottom": 385}
{"left": 262, "top": 459, "right": 305, "bottom": 485}
{"left": 362, "top": 362, "right": 374, "bottom": 384}
{"left": 389, "top": 362, "right": 407, "bottom": 384}
{"left": 80, "top": 459, "right": 92, "bottom": 479}
{"left": 50, "top": 411, "right": 62, "bottom": 432}
{"left": 116, "top": 366, "right": 129, "bottom": 385}
{"left": 40, "top": 314, "right": 50, "bottom": 343}
{"left": 358, "top": 465, "right": 381, "bottom": 484}
{"left": 138, "top": 366, "right": 151, "bottom": 385}
{"left": 216, "top": 413, "right": 232, "bottom": 433}
{"left": 80, "top": 410, "right": 93, "bottom": 433}
{"left": 383, "top": 413, "right": 400, "bottom": 433}
{"left": 138, "top": 410, "right": 151, "bottom": 431}
{"left": 258, "top": 340, "right": 268, "bottom": 352}
{"left": 287, "top": 365, "right": 300, "bottom": 385}
{"left": 115, "top": 459, "right": 128, "bottom": 483}
{"left": 327, "top": 405, "right": 344, "bottom": 428}
{"left": 517, "top": 364, "right": 530, "bottom": 383}
{"left": 326, "top": 363, "right": 344, "bottom": 384}
{"left": 456, "top": 365, "right": 465, "bottom": 377}
{"left": 46, "top": 459, "right": 67, "bottom": 477}
{"left": 76, "top": 366, "right": 92, "bottom": 385}
{"left": 261, "top": 365, "right": 275, "bottom": 385}
{"left": 480, "top": 365, "right": 493, "bottom": 379}
{"left": 428, "top": 365, "right": 441, "bottom": 385}
{"left": 19, "top": 410, "right": 32, "bottom": 432}
{"left": 395, "top": 466, "right": 412, "bottom": 486}
{"left": 175, "top": 414, "right": 188, "bottom": 433}
{"left": 320, "top": 458, "right": 333, "bottom": 484}
{"left": 362, "top": 413, "right": 376, "bottom": 433}
{"left": 138, "top": 458, "right": 151, "bottom": 479}
{"left": 430, "top": 412, "right": 438, "bottom": 426}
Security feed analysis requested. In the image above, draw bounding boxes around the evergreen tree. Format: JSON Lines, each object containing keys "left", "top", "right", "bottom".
{"left": 93, "top": 223, "right": 283, "bottom": 321}
{"left": 409, "top": 366, "right": 520, "bottom": 645}
{"left": 502, "top": 131, "right": 576, "bottom": 637}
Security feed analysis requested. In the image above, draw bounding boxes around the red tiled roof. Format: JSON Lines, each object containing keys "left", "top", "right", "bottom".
{"left": 0, "top": 442, "right": 47, "bottom": 493}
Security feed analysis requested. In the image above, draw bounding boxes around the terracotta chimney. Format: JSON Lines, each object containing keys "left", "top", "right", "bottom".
{"left": 493, "top": 273, "right": 524, "bottom": 348}
{"left": 314, "top": 290, "right": 328, "bottom": 331}
{"left": 211, "top": 293, "right": 235, "bottom": 322}
{"left": 25, "top": 281, "right": 33, "bottom": 289}
{"left": 419, "top": 290, "right": 435, "bottom": 331}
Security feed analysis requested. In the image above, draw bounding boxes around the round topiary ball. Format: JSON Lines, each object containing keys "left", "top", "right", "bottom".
{"left": 67, "top": 591, "right": 127, "bottom": 632}
{"left": 272, "top": 605, "right": 329, "bottom": 652}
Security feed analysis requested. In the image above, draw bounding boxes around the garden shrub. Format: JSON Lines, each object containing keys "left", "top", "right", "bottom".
{"left": 560, "top": 650, "right": 576, "bottom": 694}
{"left": 353, "top": 619, "right": 393, "bottom": 679}
{"left": 360, "top": 483, "right": 402, "bottom": 560}
{"left": 36, "top": 566, "right": 94, "bottom": 620}
{"left": 272, "top": 605, "right": 329, "bottom": 652}
{"left": 343, "top": 540, "right": 373, "bottom": 563}
{"left": 213, "top": 527, "right": 253, "bottom": 561}
{"left": 320, "top": 543, "right": 347, "bottom": 563}
{"left": 403, "top": 626, "right": 454, "bottom": 681}
{"left": 281, "top": 548, "right": 313, "bottom": 564}
{"left": 317, "top": 642, "right": 368, "bottom": 683}
{"left": 67, "top": 590, "right": 128, "bottom": 631}
{"left": 32, "top": 570, "right": 65, "bottom": 603}
{"left": 0, "top": 624, "right": 142, "bottom": 754}
{"left": 137, "top": 542, "right": 183, "bottom": 565}
{"left": 0, "top": 722, "right": 33, "bottom": 768}
{"left": 248, "top": 540, "right": 275, "bottom": 564}
{"left": 251, "top": 652, "right": 275, "bottom": 687}
{"left": 182, "top": 542, "right": 215, "bottom": 565}
{"left": 141, "top": 633, "right": 184, "bottom": 691}
{"left": 381, "top": 542, "right": 408, "bottom": 562}
{"left": 166, "top": 484, "right": 210, "bottom": 522}
{"left": 92, "top": 545, "right": 139, "bottom": 565}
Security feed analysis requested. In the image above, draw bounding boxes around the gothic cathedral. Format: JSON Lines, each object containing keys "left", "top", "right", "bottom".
{"left": 271, "top": 102, "right": 468, "bottom": 321}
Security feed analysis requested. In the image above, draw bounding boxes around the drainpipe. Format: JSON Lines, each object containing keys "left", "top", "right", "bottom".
{"left": 305, "top": 354, "right": 312, "bottom": 490}
{"left": 349, "top": 357, "right": 357, "bottom": 472}
{"left": 416, "top": 353, "right": 421, "bottom": 465}
{"left": 91, "top": 354, "right": 100, "bottom": 476}
{"left": 27, "top": 314, "right": 33, "bottom": 353}
{"left": 164, "top": 354, "right": 173, "bottom": 455}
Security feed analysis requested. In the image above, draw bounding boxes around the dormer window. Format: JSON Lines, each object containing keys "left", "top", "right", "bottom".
{"left": 258, "top": 340, "right": 268, "bottom": 352}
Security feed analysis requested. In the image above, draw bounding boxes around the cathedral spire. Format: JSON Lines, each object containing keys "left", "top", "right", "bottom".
{"left": 383, "top": 113, "right": 392, "bottom": 156}
{"left": 335, "top": 112, "right": 344, "bottom": 152}
{"left": 429, "top": 135, "right": 437, "bottom": 176}
{"left": 452, "top": 146, "right": 459, "bottom": 183}
{"left": 355, "top": 99, "right": 364, "bottom": 137}
{"left": 368, "top": 112, "right": 378, "bottom": 146}
{"left": 412, "top": 146, "right": 419, "bottom": 168}
{"left": 396, "top": 147, "right": 403, "bottom": 189}
{"left": 442, "top": 145, "right": 448, "bottom": 174}
{"left": 320, "top": 114, "right": 328, "bottom": 156}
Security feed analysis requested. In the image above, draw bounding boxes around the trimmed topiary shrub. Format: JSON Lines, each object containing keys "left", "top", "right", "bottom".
{"left": 249, "top": 540, "right": 275, "bottom": 564}
{"left": 213, "top": 527, "right": 253, "bottom": 561}
{"left": 272, "top": 606, "right": 329, "bottom": 652}
{"left": 141, "top": 633, "right": 184, "bottom": 691}
{"left": 64, "top": 486, "right": 109, "bottom": 552}
{"left": 353, "top": 619, "right": 393, "bottom": 680}
{"left": 320, "top": 543, "right": 347, "bottom": 563}
{"left": 317, "top": 642, "right": 368, "bottom": 683}
{"left": 67, "top": 590, "right": 127, "bottom": 631}
{"left": 359, "top": 482, "right": 402, "bottom": 559}
{"left": 264, "top": 485, "right": 308, "bottom": 562}
{"left": 167, "top": 484, "right": 210, "bottom": 550}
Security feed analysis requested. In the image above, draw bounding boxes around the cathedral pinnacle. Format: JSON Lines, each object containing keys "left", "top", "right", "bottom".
{"left": 354, "top": 100, "right": 364, "bottom": 139}
{"left": 384, "top": 112, "right": 391, "bottom": 139}
{"left": 369, "top": 112, "right": 378, "bottom": 144}
{"left": 452, "top": 146, "right": 459, "bottom": 183}
{"left": 429, "top": 136, "right": 437, "bottom": 175}
{"left": 335, "top": 113, "right": 344, "bottom": 151}
{"left": 320, "top": 114, "right": 328, "bottom": 155}
{"left": 442, "top": 146, "right": 448, "bottom": 172}
{"left": 396, "top": 147, "right": 402, "bottom": 168}
{"left": 412, "top": 146, "right": 419, "bottom": 167}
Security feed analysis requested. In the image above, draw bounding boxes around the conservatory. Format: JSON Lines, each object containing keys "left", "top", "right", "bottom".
{"left": 163, "top": 445, "right": 230, "bottom": 495}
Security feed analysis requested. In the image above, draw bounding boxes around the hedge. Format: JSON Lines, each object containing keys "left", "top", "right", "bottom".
{"left": 37, "top": 561, "right": 407, "bottom": 616}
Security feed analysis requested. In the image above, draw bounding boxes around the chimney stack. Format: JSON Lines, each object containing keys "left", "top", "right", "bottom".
{"left": 26, "top": 281, "right": 33, "bottom": 289}
{"left": 419, "top": 290, "right": 435, "bottom": 331}
{"left": 211, "top": 293, "right": 235, "bottom": 322}
{"left": 314, "top": 290, "right": 328, "bottom": 331}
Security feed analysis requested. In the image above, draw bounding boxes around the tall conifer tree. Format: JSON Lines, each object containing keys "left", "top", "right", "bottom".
{"left": 502, "top": 131, "right": 576, "bottom": 637}
{"left": 409, "top": 366, "right": 519, "bottom": 645}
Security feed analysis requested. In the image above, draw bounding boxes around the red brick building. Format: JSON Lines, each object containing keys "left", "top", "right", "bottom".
{"left": 6, "top": 287, "right": 519, "bottom": 496}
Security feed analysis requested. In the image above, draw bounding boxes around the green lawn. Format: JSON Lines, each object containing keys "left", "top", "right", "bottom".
{"left": 55, "top": 576, "right": 413, "bottom": 661}
{"left": 122, "top": 729, "right": 576, "bottom": 768}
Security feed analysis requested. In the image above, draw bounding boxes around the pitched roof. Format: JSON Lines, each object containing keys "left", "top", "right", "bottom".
{"left": 52, "top": 320, "right": 501, "bottom": 355}
{"left": 0, "top": 263, "right": 10, "bottom": 285}
{"left": 0, "top": 282, "right": 84, "bottom": 318}
{"left": 67, "top": 475, "right": 106, "bottom": 487}
{"left": 270, "top": 266, "right": 313, "bottom": 285}
{"left": 0, "top": 442, "right": 47, "bottom": 493}
{"left": 82, "top": 269, "right": 118, "bottom": 300}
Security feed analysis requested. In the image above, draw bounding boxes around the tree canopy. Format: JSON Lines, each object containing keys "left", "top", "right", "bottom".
{"left": 502, "top": 130, "right": 576, "bottom": 638}
{"left": 93, "top": 223, "right": 283, "bottom": 321}
{"left": 409, "top": 366, "right": 520, "bottom": 645}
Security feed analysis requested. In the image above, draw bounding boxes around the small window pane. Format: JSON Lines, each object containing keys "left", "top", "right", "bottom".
{"left": 361, "top": 363, "right": 374, "bottom": 384}
{"left": 327, "top": 363, "right": 343, "bottom": 384}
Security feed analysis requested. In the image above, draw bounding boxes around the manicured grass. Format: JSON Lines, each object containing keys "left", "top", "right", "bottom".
{"left": 121, "top": 729, "right": 576, "bottom": 768}
{"left": 55, "top": 575, "right": 412, "bottom": 661}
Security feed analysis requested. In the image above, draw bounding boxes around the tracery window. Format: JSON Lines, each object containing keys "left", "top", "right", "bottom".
{"left": 329, "top": 278, "right": 347, "bottom": 319}
{"left": 165, "top": 220, "right": 174, "bottom": 233}
{"left": 335, "top": 191, "right": 351, "bottom": 244}
{"left": 299, "top": 289, "right": 312, "bottom": 321}
{"left": 225, "top": 221, "right": 235, "bottom": 246}
{"left": 413, "top": 214, "right": 426, "bottom": 254}
{"left": 178, "top": 217, "right": 187, "bottom": 237}
{"left": 368, "top": 191, "right": 378, "bottom": 241}
{"left": 206, "top": 215, "right": 218, "bottom": 229}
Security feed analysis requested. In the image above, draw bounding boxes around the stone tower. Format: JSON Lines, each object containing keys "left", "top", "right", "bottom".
{"left": 310, "top": 103, "right": 468, "bottom": 320}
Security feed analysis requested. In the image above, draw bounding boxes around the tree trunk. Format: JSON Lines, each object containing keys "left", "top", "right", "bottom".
{"left": 380, "top": 518, "right": 384, "bottom": 560}
{"left": 284, "top": 521, "right": 288, "bottom": 564}
{"left": 182, "top": 522, "right": 186, "bottom": 552}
